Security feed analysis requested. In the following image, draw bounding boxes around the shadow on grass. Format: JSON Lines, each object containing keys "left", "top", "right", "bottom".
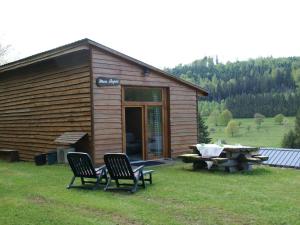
{"left": 179, "top": 164, "right": 272, "bottom": 176}
{"left": 66, "top": 182, "right": 148, "bottom": 196}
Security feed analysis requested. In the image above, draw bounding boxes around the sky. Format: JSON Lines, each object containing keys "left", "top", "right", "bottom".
{"left": 1, "top": 0, "right": 300, "bottom": 68}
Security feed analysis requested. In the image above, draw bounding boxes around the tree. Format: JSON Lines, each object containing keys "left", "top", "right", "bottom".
{"left": 254, "top": 113, "right": 265, "bottom": 127}
{"left": 274, "top": 114, "right": 284, "bottom": 125}
{"left": 282, "top": 130, "right": 296, "bottom": 148}
{"left": 282, "top": 109, "right": 300, "bottom": 148}
{"left": 208, "top": 110, "right": 220, "bottom": 126}
{"left": 246, "top": 125, "right": 251, "bottom": 132}
{"left": 167, "top": 56, "right": 300, "bottom": 118}
{"left": 225, "top": 120, "right": 239, "bottom": 137}
{"left": 198, "top": 114, "right": 211, "bottom": 143}
{"left": 0, "top": 43, "right": 10, "bottom": 65}
{"left": 218, "top": 109, "right": 233, "bottom": 126}
{"left": 294, "top": 109, "right": 300, "bottom": 147}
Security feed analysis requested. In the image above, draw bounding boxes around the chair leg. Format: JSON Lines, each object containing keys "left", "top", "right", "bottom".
{"left": 141, "top": 173, "right": 146, "bottom": 188}
{"left": 93, "top": 177, "right": 100, "bottom": 190}
{"left": 104, "top": 174, "right": 108, "bottom": 184}
{"left": 131, "top": 179, "right": 138, "bottom": 193}
{"left": 115, "top": 179, "right": 120, "bottom": 187}
{"left": 81, "top": 177, "right": 85, "bottom": 185}
{"left": 149, "top": 173, "right": 152, "bottom": 184}
{"left": 67, "top": 176, "right": 76, "bottom": 189}
{"left": 99, "top": 170, "right": 108, "bottom": 185}
{"left": 104, "top": 177, "right": 112, "bottom": 191}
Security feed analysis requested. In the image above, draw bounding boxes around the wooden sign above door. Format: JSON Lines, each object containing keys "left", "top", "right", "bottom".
{"left": 96, "top": 77, "right": 120, "bottom": 87}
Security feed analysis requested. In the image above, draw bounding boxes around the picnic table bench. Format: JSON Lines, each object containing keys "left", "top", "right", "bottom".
{"left": 178, "top": 144, "right": 268, "bottom": 172}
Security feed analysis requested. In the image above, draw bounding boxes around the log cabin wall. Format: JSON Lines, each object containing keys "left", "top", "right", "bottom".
{"left": 91, "top": 47, "right": 197, "bottom": 164}
{"left": 0, "top": 50, "right": 92, "bottom": 161}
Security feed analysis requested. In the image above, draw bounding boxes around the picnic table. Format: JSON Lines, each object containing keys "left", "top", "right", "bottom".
{"left": 178, "top": 144, "right": 268, "bottom": 172}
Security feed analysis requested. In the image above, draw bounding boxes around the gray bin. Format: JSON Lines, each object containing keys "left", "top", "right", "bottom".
{"left": 57, "top": 147, "right": 75, "bottom": 163}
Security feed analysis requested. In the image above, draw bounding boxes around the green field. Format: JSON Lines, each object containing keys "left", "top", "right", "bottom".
{"left": 0, "top": 161, "right": 300, "bottom": 225}
{"left": 206, "top": 117, "right": 295, "bottom": 147}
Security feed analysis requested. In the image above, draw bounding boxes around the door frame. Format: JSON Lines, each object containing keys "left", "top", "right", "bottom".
{"left": 121, "top": 86, "right": 169, "bottom": 160}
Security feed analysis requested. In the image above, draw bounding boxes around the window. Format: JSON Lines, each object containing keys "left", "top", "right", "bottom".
{"left": 124, "top": 87, "right": 162, "bottom": 102}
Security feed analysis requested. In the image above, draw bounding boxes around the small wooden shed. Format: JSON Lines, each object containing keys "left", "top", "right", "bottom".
{"left": 0, "top": 39, "right": 208, "bottom": 164}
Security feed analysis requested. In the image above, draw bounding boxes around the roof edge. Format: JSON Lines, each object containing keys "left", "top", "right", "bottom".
{"left": 86, "top": 39, "right": 208, "bottom": 95}
{"left": 0, "top": 38, "right": 208, "bottom": 95}
{"left": 0, "top": 39, "right": 90, "bottom": 73}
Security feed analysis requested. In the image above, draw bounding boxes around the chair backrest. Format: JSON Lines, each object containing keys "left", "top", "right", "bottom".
{"left": 67, "top": 152, "right": 97, "bottom": 178}
{"left": 104, "top": 153, "right": 134, "bottom": 179}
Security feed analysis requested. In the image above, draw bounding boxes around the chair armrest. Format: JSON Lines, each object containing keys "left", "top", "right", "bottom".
{"left": 95, "top": 165, "right": 106, "bottom": 172}
{"left": 132, "top": 165, "right": 144, "bottom": 173}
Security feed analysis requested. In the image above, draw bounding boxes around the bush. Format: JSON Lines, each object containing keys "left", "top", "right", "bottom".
{"left": 208, "top": 110, "right": 220, "bottom": 126}
{"left": 209, "top": 127, "right": 216, "bottom": 133}
{"left": 254, "top": 113, "right": 265, "bottom": 127}
{"left": 282, "top": 130, "right": 297, "bottom": 148}
{"left": 225, "top": 120, "right": 239, "bottom": 137}
{"left": 282, "top": 109, "right": 300, "bottom": 148}
{"left": 198, "top": 114, "right": 211, "bottom": 144}
{"left": 274, "top": 114, "right": 284, "bottom": 125}
{"left": 218, "top": 109, "right": 233, "bottom": 126}
{"left": 246, "top": 125, "right": 251, "bottom": 132}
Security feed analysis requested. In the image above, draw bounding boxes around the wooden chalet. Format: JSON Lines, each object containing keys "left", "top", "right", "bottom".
{"left": 0, "top": 39, "right": 208, "bottom": 164}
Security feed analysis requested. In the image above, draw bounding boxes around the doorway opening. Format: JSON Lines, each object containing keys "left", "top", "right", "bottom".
{"left": 125, "top": 107, "right": 143, "bottom": 161}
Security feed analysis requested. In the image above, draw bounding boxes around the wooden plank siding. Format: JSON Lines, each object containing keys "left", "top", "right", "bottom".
{"left": 0, "top": 51, "right": 92, "bottom": 161}
{"left": 91, "top": 47, "right": 197, "bottom": 164}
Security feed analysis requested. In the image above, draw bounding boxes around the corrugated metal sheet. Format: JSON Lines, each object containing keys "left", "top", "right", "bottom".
{"left": 259, "top": 148, "right": 300, "bottom": 169}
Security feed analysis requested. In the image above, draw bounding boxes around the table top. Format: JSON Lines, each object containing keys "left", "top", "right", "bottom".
{"left": 189, "top": 144, "right": 259, "bottom": 153}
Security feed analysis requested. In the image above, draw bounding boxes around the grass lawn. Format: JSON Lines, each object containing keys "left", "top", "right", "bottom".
{"left": 206, "top": 117, "right": 295, "bottom": 147}
{"left": 0, "top": 161, "right": 299, "bottom": 225}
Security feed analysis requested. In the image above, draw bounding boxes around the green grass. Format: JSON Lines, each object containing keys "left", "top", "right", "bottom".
{"left": 1, "top": 161, "right": 300, "bottom": 225}
{"left": 206, "top": 117, "right": 295, "bottom": 147}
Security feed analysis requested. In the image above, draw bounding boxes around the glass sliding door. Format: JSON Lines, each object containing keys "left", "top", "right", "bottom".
{"left": 123, "top": 87, "right": 168, "bottom": 160}
{"left": 147, "top": 106, "right": 163, "bottom": 159}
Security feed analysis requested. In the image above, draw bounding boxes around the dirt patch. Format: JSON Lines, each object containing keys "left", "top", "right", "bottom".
{"left": 27, "top": 194, "right": 53, "bottom": 205}
{"left": 75, "top": 204, "right": 145, "bottom": 225}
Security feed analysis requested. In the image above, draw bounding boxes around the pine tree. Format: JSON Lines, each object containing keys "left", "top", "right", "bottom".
{"left": 282, "top": 108, "right": 300, "bottom": 148}
{"left": 282, "top": 130, "right": 296, "bottom": 148}
{"left": 294, "top": 109, "right": 300, "bottom": 147}
{"left": 198, "top": 114, "right": 211, "bottom": 143}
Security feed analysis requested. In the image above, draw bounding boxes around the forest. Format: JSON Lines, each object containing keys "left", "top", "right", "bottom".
{"left": 165, "top": 57, "right": 300, "bottom": 118}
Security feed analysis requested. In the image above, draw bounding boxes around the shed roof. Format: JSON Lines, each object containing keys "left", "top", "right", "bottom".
{"left": 0, "top": 38, "right": 208, "bottom": 95}
{"left": 54, "top": 132, "right": 88, "bottom": 145}
{"left": 259, "top": 147, "right": 300, "bottom": 169}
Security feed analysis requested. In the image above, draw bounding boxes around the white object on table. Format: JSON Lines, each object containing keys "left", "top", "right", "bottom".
{"left": 196, "top": 144, "right": 224, "bottom": 169}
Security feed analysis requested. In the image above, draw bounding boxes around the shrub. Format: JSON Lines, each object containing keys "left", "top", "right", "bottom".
{"left": 218, "top": 109, "right": 233, "bottom": 126}
{"left": 246, "top": 125, "right": 251, "bottom": 132}
{"left": 282, "top": 109, "right": 300, "bottom": 148}
{"left": 225, "top": 120, "right": 239, "bottom": 137}
{"left": 254, "top": 113, "right": 265, "bottom": 127}
{"left": 209, "top": 127, "right": 216, "bottom": 133}
{"left": 198, "top": 114, "right": 211, "bottom": 143}
{"left": 274, "top": 114, "right": 284, "bottom": 125}
{"left": 282, "top": 130, "right": 296, "bottom": 148}
{"left": 208, "top": 110, "right": 220, "bottom": 126}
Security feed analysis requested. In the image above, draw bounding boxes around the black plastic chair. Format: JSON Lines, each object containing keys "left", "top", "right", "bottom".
{"left": 67, "top": 152, "right": 107, "bottom": 190}
{"left": 104, "top": 153, "right": 154, "bottom": 193}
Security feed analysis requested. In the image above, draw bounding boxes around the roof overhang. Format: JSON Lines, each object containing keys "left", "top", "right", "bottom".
{"left": 0, "top": 38, "right": 208, "bottom": 96}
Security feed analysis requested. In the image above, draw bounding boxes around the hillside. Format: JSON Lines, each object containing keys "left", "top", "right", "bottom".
{"left": 166, "top": 57, "right": 300, "bottom": 117}
{"left": 205, "top": 117, "right": 295, "bottom": 147}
